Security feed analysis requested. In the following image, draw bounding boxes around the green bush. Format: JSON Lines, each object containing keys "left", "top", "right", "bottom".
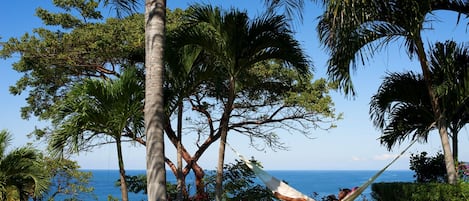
{"left": 371, "top": 182, "right": 469, "bottom": 201}
{"left": 409, "top": 151, "right": 447, "bottom": 183}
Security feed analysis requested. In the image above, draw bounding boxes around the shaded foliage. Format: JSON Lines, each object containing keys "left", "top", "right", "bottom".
{"left": 409, "top": 151, "right": 447, "bottom": 183}
{"left": 372, "top": 182, "right": 469, "bottom": 201}
{"left": 0, "top": 130, "right": 49, "bottom": 201}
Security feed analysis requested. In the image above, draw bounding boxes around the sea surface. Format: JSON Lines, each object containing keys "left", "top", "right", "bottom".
{"left": 78, "top": 169, "right": 415, "bottom": 200}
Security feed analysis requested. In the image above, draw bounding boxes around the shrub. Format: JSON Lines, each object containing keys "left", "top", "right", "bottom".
{"left": 409, "top": 151, "right": 447, "bottom": 183}
{"left": 371, "top": 182, "right": 469, "bottom": 201}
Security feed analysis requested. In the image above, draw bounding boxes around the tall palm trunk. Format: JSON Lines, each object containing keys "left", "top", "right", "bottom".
{"left": 215, "top": 76, "right": 236, "bottom": 201}
{"left": 116, "top": 137, "right": 129, "bottom": 201}
{"left": 451, "top": 129, "right": 458, "bottom": 163}
{"left": 415, "top": 37, "right": 458, "bottom": 184}
{"left": 145, "top": 0, "right": 168, "bottom": 200}
{"left": 177, "top": 100, "right": 185, "bottom": 200}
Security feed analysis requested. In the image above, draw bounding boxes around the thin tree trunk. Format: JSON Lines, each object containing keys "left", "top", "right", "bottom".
{"left": 164, "top": 122, "right": 206, "bottom": 196}
{"left": 177, "top": 100, "right": 184, "bottom": 201}
{"left": 145, "top": 0, "right": 168, "bottom": 200}
{"left": 450, "top": 127, "right": 458, "bottom": 163}
{"left": 437, "top": 121, "right": 458, "bottom": 183}
{"left": 215, "top": 131, "right": 228, "bottom": 201}
{"left": 215, "top": 77, "right": 236, "bottom": 201}
{"left": 116, "top": 138, "right": 129, "bottom": 201}
{"left": 415, "top": 37, "right": 458, "bottom": 184}
{"left": 193, "top": 165, "right": 205, "bottom": 197}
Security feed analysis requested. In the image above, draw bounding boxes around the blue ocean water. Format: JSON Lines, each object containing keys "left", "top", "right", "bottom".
{"left": 83, "top": 169, "right": 414, "bottom": 200}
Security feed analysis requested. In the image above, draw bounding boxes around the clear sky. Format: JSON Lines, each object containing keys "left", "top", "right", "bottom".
{"left": 1, "top": 0, "right": 468, "bottom": 171}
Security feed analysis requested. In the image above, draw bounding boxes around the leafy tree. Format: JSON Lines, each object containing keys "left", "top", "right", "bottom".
{"left": 409, "top": 151, "right": 447, "bottom": 183}
{"left": 0, "top": 130, "right": 49, "bottom": 201}
{"left": 317, "top": 0, "right": 469, "bottom": 184}
{"left": 0, "top": 0, "right": 144, "bottom": 121}
{"left": 38, "top": 157, "right": 96, "bottom": 201}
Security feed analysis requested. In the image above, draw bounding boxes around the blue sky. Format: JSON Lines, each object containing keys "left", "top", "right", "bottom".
{"left": 1, "top": 0, "right": 468, "bottom": 171}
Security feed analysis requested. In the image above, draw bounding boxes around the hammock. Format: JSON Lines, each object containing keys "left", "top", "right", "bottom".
{"left": 228, "top": 139, "right": 417, "bottom": 201}
{"left": 232, "top": 148, "right": 316, "bottom": 201}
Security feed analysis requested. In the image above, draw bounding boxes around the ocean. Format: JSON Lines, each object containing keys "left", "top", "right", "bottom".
{"left": 82, "top": 169, "right": 414, "bottom": 200}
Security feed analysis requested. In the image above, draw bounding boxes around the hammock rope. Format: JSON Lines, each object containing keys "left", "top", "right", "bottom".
{"left": 341, "top": 138, "right": 417, "bottom": 201}
{"left": 227, "top": 138, "right": 418, "bottom": 201}
{"left": 227, "top": 144, "right": 315, "bottom": 201}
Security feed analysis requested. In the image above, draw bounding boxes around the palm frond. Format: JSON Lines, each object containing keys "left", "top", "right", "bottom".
{"left": 317, "top": 0, "right": 469, "bottom": 95}
{"left": 0, "top": 130, "right": 12, "bottom": 160}
{"left": 102, "top": 0, "right": 140, "bottom": 17}
{"left": 48, "top": 66, "right": 144, "bottom": 156}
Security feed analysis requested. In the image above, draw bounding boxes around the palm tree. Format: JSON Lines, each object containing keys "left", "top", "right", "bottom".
{"left": 143, "top": 0, "right": 168, "bottom": 199}
{"left": 370, "top": 72, "right": 434, "bottom": 150}
{"left": 164, "top": 30, "right": 209, "bottom": 199}
{"left": 102, "top": 0, "right": 169, "bottom": 198}
{"left": 47, "top": 67, "right": 145, "bottom": 201}
{"left": 370, "top": 41, "right": 469, "bottom": 180}
{"left": 0, "top": 130, "right": 49, "bottom": 201}
{"left": 317, "top": 0, "right": 469, "bottom": 184}
{"left": 175, "top": 5, "right": 310, "bottom": 200}
{"left": 428, "top": 41, "right": 469, "bottom": 162}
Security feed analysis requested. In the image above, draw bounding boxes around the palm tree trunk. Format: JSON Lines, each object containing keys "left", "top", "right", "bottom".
{"left": 415, "top": 37, "right": 458, "bottom": 184}
{"left": 145, "top": 0, "right": 168, "bottom": 200}
{"left": 450, "top": 127, "right": 458, "bottom": 163}
{"left": 215, "top": 77, "right": 236, "bottom": 201}
{"left": 116, "top": 138, "right": 129, "bottom": 201}
{"left": 215, "top": 131, "right": 228, "bottom": 201}
{"left": 177, "top": 100, "right": 184, "bottom": 201}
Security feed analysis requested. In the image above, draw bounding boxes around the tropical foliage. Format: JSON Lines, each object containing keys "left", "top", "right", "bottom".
{"left": 1, "top": 1, "right": 145, "bottom": 200}
{"left": 45, "top": 66, "right": 144, "bottom": 201}
{"left": 167, "top": 5, "right": 338, "bottom": 199}
{"left": 0, "top": 130, "right": 49, "bottom": 201}
{"left": 316, "top": 0, "right": 469, "bottom": 184}
{"left": 370, "top": 41, "right": 469, "bottom": 163}
{"left": 409, "top": 151, "right": 447, "bottom": 183}
{"left": 0, "top": 0, "right": 144, "bottom": 120}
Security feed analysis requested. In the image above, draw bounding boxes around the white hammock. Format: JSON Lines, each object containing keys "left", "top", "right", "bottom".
{"left": 228, "top": 139, "right": 417, "bottom": 201}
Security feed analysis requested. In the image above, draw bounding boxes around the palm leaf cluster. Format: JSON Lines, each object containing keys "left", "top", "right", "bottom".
{"left": 370, "top": 41, "right": 469, "bottom": 155}
{"left": 318, "top": 0, "right": 469, "bottom": 96}
{"left": 48, "top": 66, "right": 145, "bottom": 156}
{"left": 370, "top": 72, "right": 433, "bottom": 150}
{"left": 45, "top": 66, "right": 144, "bottom": 201}
{"left": 314, "top": 0, "right": 469, "bottom": 184}
{"left": 0, "top": 130, "right": 49, "bottom": 201}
